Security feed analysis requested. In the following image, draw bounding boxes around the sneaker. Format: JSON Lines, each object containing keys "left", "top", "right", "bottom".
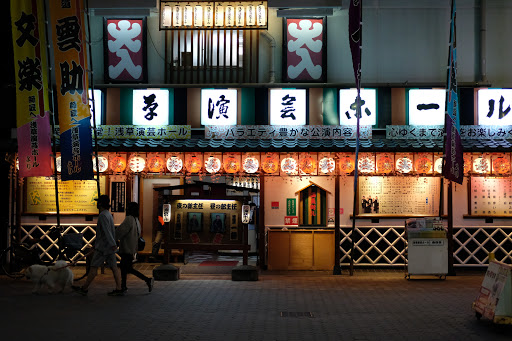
{"left": 147, "top": 278, "right": 154, "bottom": 292}
{"left": 72, "top": 285, "right": 88, "bottom": 296}
{"left": 121, "top": 287, "right": 128, "bottom": 293}
{"left": 107, "top": 289, "right": 125, "bottom": 296}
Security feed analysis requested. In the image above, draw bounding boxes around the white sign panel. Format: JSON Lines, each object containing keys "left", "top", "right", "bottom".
{"left": 132, "top": 89, "right": 169, "bottom": 126}
{"left": 339, "top": 89, "right": 377, "bottom": 126}
{"left": 478, "top": 89, "right": 512, "bottom": 125}
{"left": 201, "top": 89, "right": 238, "bottom": 125}
{"left": 88, "top": 89, "right": 102, "bottom": 127}
{"left": 408, "top": 89, "right": 446, "bottom": 125}
{"left": 270, "top": 89, "right": 306, "bottom": 126}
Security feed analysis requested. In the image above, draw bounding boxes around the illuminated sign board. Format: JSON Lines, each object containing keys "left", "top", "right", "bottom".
{"left": 270, "top": 89, "right": 306, "bottom": 126}
{"left": 478, "top": 89, "right": 512, "bottom": 125}
{"left": 132, "top": 89, "right": 169, "bottom": 126}
{"left": 201, "top": 89, "right": 238, "bottom": 125}
{"left": 339, "top": 89, "right": 377, "bottom": 126}
{"left": 89, "top": 89, "right": 103, "bottom": 127}
{"left": 408, "top": 89, "right": 446, "bottom": 125}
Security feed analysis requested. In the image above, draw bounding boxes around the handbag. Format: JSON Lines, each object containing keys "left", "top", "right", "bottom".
{"left": 138, "top": 236, "right": 146, "bottom": 252}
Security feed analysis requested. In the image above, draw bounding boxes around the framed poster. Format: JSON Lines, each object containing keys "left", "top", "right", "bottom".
{"left": 187, "top": 212, "right": 203, "bottom": 232}
{"left": 283, "top": 17, "right": 327, "bottom": 82}
{"left": 104, "top": 18, "right": 147, "bottom": 83}
{"left": 210, "top": 213, "right": 226, "bottom": 233}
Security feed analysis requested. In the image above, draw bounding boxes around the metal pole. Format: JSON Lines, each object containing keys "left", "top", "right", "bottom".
{"left": 349, "top": 92, "right": 361, "bottom": 276}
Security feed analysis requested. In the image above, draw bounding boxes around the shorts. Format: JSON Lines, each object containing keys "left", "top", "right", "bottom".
{"left": 90, "top": 250, "right": 118, "bottom": 268}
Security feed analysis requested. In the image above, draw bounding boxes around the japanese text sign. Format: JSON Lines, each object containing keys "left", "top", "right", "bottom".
{"left": 105, "top": 18, "right": 147, "bottom": 83}
{"left": 339, "top": 89, "right": 377, "bottom": 126}
{"left": 478, "top": 89, "right": 512, "bottom": 125}
{"left": 408, "top": 89, "right": 446, "bottom": 125}
{"left": 206, "top": 125, "right": 372, "bottom": 139}
{"left": 11, "top": 0, "right": 52, "bottom": 177}
{"left": 270, "top": 89, "right": 306, "bottom": 125}
{"left": 284, "top": 18, "right": 325, "bottom": 82}
{"left": 201, "top": 89, "right": 238, "bottom": 125}
{"left": 133, "top": 89, "right": 169, "bottom": 125}
{"left": 50, "top": 0, "right": 93, "bottom": 181}
{"left": 95, "top": 125, "right": 191, "bottom": 139}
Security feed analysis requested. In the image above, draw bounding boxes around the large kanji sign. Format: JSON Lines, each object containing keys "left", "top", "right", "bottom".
{"left": 104, "top": 18, "right": 147, "bottom": 83}
{"left": 284, "top": 18, "right": 326, "bottom": 82}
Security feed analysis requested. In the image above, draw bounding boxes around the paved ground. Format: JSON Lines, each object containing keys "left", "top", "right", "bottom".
{"left": 1, "top": 263, "right": 512, "bottom": 341}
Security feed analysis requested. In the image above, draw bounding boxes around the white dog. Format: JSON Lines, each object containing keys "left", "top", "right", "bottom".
{"left": 25, "top": 260, "right": 74, "bottom": 294}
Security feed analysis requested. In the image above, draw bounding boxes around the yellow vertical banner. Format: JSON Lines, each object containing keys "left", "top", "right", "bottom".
{"left": 11, "top": 0, "right": 53, "bottom": 177}
{"left": 49, "top": 0, "right": 93, "bottom": 181}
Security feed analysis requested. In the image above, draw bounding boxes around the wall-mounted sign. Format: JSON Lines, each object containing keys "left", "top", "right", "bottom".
{"left": 95, "top": 125, "right": 191, "bottom": 139}
{"left": 271, "top": 201, "right": 279, "bottom": 209}
{"left": 159, "top": 1, "right": 267, "bottom": 30}
{"left": 201, "top": 89, "right": 238, "bottom": 125}
{"left": 205, "top": 125, "right": 372, "bottom": 139}
{"left": 286, "top": 198, "right": 296, "bottom": 216}
{"left": 133, "top": 89, "right": 169, "bottom": 125}
{"left": 163, "top": 204, "right": 172, "bottom": 222}
{"left": 284, "top": 216, "right": 298, "bottom": 225}
{"left": 89, "top": 89, "right": 103, "bottom": 127}
{"left": 111, "top": 181, "right": 126, "bottom": 213}
{"left": 478, "top": 89, "right": 512, "bottom": 125}
{"left": 339, "top": 89, "right": 377, "bottom": 126}
{"left": 104, "top": 18, "right": 147, "bottom": 83}
{"left": 241, "top": 204, "right": 251, "bottom": 224}
{"left": 408, "top": 89, "right": 446, "bottom": 125}
{"left": 270, "top": 89, "right": 306, "bottom": 125}
{"left": 284, "top": 18, "right": 326, "bottom": 82}
{"left": 386, "top": 125, "right": 512, "bottom": 140}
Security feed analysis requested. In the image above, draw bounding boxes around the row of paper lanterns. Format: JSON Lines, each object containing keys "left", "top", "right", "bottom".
{"left": 46, "top": 152, "right": 512, "bottom": 175}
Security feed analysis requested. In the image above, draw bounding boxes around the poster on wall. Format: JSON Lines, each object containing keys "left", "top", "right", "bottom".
{"left": 24, "top": 176, "right": 106, "bottom": 214}
{"left": 359, "top": 176, "right": 440, "bottom": 215}
{"left": 104, "top": 18, "right": 147, "bottom": 83}
{"left": 284, "top": 17, "right": 326, "bottom": 82}
{"left": 471, "top": 177, "right": 512, "bottom": 216}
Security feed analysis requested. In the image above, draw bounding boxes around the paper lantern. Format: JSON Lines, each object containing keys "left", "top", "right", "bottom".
{"left": 396, "top": 157, "right": 413, "bottom": 174}
{"left": 281, "top": 157, "right": 297, "bottom": 174}
{"left": 166, "top": 156, "right": 183, "bottom": 173}
{"left": 205, "top": 156, "right": 221, "bottom": 174}
{"left": 243, "top": 157, "right": 259, "bottom": 173}
{"left": 434, "top": 158, "right": 443, "bottom": 174}
{"left": 110, "top": 156, "right": 127, "bottom": 173}
{"left": 358, "top": 156, "right": 375, "bottom": 173}
{"left": 56, "top": 156, "right": 62, "bottom": 172}
{"left": 92, "top": 156, "right": 108, "bottom": 172}
{"left": 223, "top": 155, "right": 240, "bottom": 173}
{"left": 415, "top": 157, "right": 432, "bottom": 173}
{"left": 129, "top": 156, "right": 146, "bottom": 173}
{"left": 185, "top": 155, "right": 202, "bottom": 173}
{"left": 318, "top": 157, "right": 335, "bottom": 174}
{"left": 463, "top": 155, "right": 472, "bottom": 174}
{"left": 339, "top": 156, "right": 355, "bottom": 174}
{"left": 148, "top": 155, "right": 165, "bottom": 173}
{"left": 376, "top": 155, "right": 393, "bottom": 174}
{"left": 493, "top": 157, "right": 510, "bottom": 174}
{"left": 299, "top": 157, "right": 316, "bottom": 174}
{"left": 261, "top": 155, "right": 279, "bottom": 174}
{"left": 473, "top": 157, "right": 490, "bottom": 174}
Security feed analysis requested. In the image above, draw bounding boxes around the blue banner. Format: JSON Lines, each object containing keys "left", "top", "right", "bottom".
{"left": 59, "top": 117, "right": 94, "bottom": 181}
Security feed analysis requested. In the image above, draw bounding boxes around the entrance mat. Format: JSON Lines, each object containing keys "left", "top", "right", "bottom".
{"left": 199, "top": 261, "right": 239, "bottom": 267}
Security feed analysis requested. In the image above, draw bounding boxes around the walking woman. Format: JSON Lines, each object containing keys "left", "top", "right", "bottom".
{"left": 116, "top": 201, "right": 154, "bottom": 293}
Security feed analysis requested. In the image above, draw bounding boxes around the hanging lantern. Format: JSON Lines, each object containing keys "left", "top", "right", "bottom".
{"left": 415, "top": 157, "right": 432, "bottom": 173}
{"left": 358, "top": 156, "right": 375, "bottom": 173}
{"left": 281, "top": 157, "right": 297, "bottom": 174}
{"left": 129, "top": 155, "right": 146, "bottom": 173}
{"left": 205, "top": 156, "right": 221, "bottom": 174}
{"left": 339, "top": 156, "right": 355, "bottom": 174}
{"left": 261, "top": 155, "right": 279, "bottom": 174}
{"left": 318, "top": 157, "right": 335, "bottom": 174}
{"left": 92, "top": 155, "right": 108, "bottom": 172}
{"left": 56, "top": 156, "right": 62, "bottom": 173}
{"left": 148, "top": 155, "right": 165, "bottom": 173}
{"left": 434, "top": 158, "right": 443, "bottom": 174}
{"left": 299, "top": 157, "right": 316, "bottom": 174}
{"left": 396, "top": 157, "right": 413, "bottom": 174}
{"left": 166, "top": 156, "right": 183, "bottom": 173}
{"left": 377, "top": 155, "right": 393, "bottom": 174}
{"left": 223, "top": 155, "right": 240, "bottom": 173}
{"left": 493, "top": 157, "right": 511, "bottom": 174}
{"left": 110, "top": 155, "right": 127, "bottom": 173}
{"left": 473, "top": 156, "right": 490, "bottom": 174}
{"left": 185, "top": 155, "right": 202, "bottom": 173}
{"left": 463, "top": 155, "right": 472, "bottom": 174}
{"left": 243, "top": 157, "right": 259, "bottom": 173}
